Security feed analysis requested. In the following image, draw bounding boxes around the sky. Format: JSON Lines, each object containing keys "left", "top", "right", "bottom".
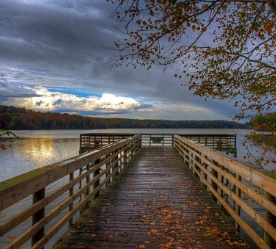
{"left": 0, "top": 0, "right": 239, "bottom": 121}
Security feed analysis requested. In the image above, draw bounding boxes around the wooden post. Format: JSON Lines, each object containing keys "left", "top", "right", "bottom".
{"left": 220, "top": 165, "right": 224, "bottom": 211}
{"left": 211, "top": 161, "right": 218, "bottom": 203}
{"left": 118, "top": 150, "right": 122, "bottom": 174}
{"left": 190, "top": 152, "right": 194, "bottom": 172}
{"left": 235, "top": 174, "right": 241, "bottom": 232}
{"left": 124, "top": 147, "right": 128, "bottom": 166}
{"left": 172, "top": 135, "right": 174, "bottom": 148}
{"left": 106, "top": 155, "right": 110, "bottom": 187}
{"left": 93, "top": 159, "right": 100, "bottom": 200}
{"left": 32, "top": 188, "right": 45, "bottom": 247}
{"left": 69, "top": 172, "right": 74, "bottom": 226}
{"left": 85, "top": 164, "right": 90, "bottom": 209}
{"left": 264, "top": 192, "right": 276, "bottom": 248}
{"left": 217, "top": 141, "right": 222, "bottom": 151}
{"left": 194, "top": 151, "right": 200, "bottom": 179}
{"left": 79, "top": 135, "right": 82, "bottom": 154}
{"left": 232, "top": 135, "right": 237, "bottom": 158}
{"left": 204, "top": 155, "right": 208, "bottom": 189}
{"left": 185, "top": 147, "right": 189, "bottom": 165}
{"left": 114, "top": 149, "right": 119, "bottom": 177}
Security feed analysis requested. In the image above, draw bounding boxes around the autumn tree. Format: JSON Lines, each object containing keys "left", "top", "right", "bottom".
{"left": 108, "top": 0, "right": 276, "bottom": 167}
{"left": 251, "top": 113, "right": 276, "bottom": 131}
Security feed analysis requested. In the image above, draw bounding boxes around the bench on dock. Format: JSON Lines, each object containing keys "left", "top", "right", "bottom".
{"left": 0, "top": 134, "right": 275, "bottom": 249}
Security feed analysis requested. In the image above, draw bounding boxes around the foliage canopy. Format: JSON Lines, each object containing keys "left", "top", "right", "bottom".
{"left": 109, "top": 0, "right": 276, "bottom": 119}
{"left": 108, "top": 0, "right": 276, "bottom": 167}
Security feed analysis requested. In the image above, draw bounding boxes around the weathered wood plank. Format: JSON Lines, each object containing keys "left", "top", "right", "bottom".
{"left": 174, "top": 135, "right": 276, "bottom": 196}
{"left": 54, "top": 147, "right": 249, "bottom": 249}
{"left": 0, "top": 136, "right": 140, "bottom": 211}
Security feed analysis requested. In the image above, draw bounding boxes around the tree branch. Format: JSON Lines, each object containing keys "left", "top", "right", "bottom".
{"left": 267, "top": 0, "right": 276, "bottom": 15}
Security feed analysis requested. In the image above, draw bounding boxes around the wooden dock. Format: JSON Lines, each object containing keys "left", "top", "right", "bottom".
{"left": 1, "top": 134, "right": 275, "bottom": 249}
{"left": 54, "top": 147, "right": 248, "bottom": 249}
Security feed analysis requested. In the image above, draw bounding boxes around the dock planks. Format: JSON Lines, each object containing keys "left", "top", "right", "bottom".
{"left": 54, "top": 147, "right": 249, "bottom": 249}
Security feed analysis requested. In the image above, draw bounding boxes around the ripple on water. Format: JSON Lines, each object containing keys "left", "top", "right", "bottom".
{"left": 0, "top": 137, "right": 80, "bottom": 182}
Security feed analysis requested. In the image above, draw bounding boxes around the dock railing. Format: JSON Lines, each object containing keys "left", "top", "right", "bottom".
{"left": 0, "top": 135, "right": 141, "bottom": 249}
{"left": 80, "top": 133, "right": 236, "bottom": 155}
{"left": 2, "top": 133, "right": 275, "bottom": 249}
{"left": 174, "top": 135, "right": 276, "bottom": 249}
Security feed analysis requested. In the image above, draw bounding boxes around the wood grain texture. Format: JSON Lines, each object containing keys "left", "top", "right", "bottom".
{"left": 54, "top": 147, "right": 248, "bottom": 249}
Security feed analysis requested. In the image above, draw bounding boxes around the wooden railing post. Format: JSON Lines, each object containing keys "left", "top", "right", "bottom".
{"left": 190, "top": 151, "right": 194, "bottom": 171}
{"left": 172, "top": 135, "right": 174, "bottom": 148}
{"left": 194, "top": 151, "right": 200, "bottom": 179}
{"left": 85, "top": 164, "right": 91, "bottom": 209}
{"left": 93, "top": 159, "right": 100, "bottom": 199}
{"left": 32, "top": 188, "right": 45, "bottom": 247}
{"left": 114, "top": 149, "right": 119, "bottom": 177}
{"left": 203, "top": 155, "right": 208, "bottom": 189}
{"left": 124, "top": 147, "right": 128, "bottom": 166}
{"left": 69, "top": 172, "right": 74, "bottom": 226}
{"left": 106, "top": 155, "right": 111, "bottom": 187}
{"left": 264, "top": 191, "right": 276, "bottom": 248}
{"left": 185, "top": 146, "right": 189, "bottom": 166}
{"left": 219, "top": 166, "right": 225, "bottom": 211}
{"left": 235, "top": 174, "right": 241, "bottom": 232}
{"left": 211, "top": 161, "right": 218, "bottom": 203}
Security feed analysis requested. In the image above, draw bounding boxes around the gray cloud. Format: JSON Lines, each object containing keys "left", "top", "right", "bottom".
{"left": 53, "top": 99, "right": 62, "bottom": 106}
{"left": 0, "top": 0, "right": 240, "bottom": 120}
{"left": 0, "top": 81, "right": 40, "bottom": 98}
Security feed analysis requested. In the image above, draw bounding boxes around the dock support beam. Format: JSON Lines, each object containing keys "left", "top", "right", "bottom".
{"left": 264, "top": 192, "right": 276, "bottom": 248}
{"left": 32, "top": 188, "right": 45, "bottom": 248}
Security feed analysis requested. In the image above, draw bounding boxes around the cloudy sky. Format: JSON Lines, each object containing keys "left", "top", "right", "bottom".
{"left": 0, "top": 0, "right": 239, "bottom": 121}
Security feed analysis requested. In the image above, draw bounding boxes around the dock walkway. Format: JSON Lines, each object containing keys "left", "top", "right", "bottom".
{"left": 54, "top": 147, "right": 248, "bottom": 249}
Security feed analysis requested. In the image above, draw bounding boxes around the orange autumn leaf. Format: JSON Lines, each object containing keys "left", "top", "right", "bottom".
{"left": 0, "top": 145, "right": 6, "bottom": 150}
{"left": 7, "top": 235, "right": 16, "bottom": 240}
{"left": 110, "top": 0, "right": 276, "bottom": 166}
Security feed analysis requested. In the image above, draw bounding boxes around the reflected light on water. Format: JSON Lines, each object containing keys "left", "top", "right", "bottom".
{"left": 20, "top": 138, "right": 57, "bottom": 168}
{"left": 0, "top": 137, "right": 79, "bottom": 182}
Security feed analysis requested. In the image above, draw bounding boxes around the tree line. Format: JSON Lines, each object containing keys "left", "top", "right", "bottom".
{"left": 0, "top": 105, "right": 246, "bottom": 130}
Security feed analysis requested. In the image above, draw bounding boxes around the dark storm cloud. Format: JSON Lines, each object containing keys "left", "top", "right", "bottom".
{"left": 0, "top": 81, "right": 40, "bottom": 97}
{"left": 0, "top": 0, "right": 240, "bottom": 120}
{"left": 53, "top": 99, "right": 62, "bottom": 106}
{"left": 0, "top": 1, "right": 115, "bottom": 68}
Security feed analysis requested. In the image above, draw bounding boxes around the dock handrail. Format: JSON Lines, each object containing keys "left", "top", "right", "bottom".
{"left": 80, "top": 133, "right": 236, "bottom": 154}
{"left": 0, "top": 135, "right": 141, "bottom": 248}
{"left": 2, "top": 132, "right": 274, "bottom": 248}
{"left": 174, "top": 135, "right": 276, "bottom": 248}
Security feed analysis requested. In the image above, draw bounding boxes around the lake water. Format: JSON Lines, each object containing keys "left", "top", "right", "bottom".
{"left": 0, "top": 128, "right": 272, "bottom": 248}
{"left": 0, "top": 128, "right": 272, "bottom": 182}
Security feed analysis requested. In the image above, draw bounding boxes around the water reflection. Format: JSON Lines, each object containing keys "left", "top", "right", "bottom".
{"left": 0, "top": 129, "right": 273, "bottom": 249}
{"left": 1, "top": 129, "right": 274, "bottom": 182}
{"left": 0, "top": 137, "right": 79, "bottom": 182}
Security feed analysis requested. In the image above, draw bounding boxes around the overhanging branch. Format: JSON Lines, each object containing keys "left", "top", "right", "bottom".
{"left": 267, "top": 0, "right": 276, "bottom": 15}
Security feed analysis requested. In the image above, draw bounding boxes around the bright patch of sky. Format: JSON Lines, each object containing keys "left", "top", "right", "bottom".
{"left": 1, "top": 86, "right": 146, "bottom": 111}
